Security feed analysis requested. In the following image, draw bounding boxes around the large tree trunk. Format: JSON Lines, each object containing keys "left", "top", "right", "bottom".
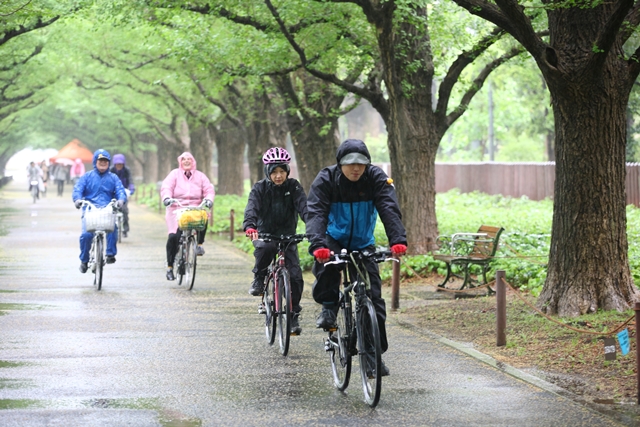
{"left": 246, "top": 92, "right": 275, "bottom": 185}
{"left": 376, "top": 5, "right": 439, "bottom": 254}
{"left": 210, "top": 119, "right": 244, "bottom": 195}
{"left": 190, "top": 124, "right": 214, "bottom": 182}
{"left": 539, "top": 80, "right": 635, "bottom": 315}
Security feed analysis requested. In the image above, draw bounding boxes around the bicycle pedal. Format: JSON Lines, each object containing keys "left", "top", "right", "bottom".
{"left": 257, "top": 303, "right": 266, "bottom": 314}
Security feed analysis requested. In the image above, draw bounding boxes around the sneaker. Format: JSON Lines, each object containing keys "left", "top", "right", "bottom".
{"left": 258, "top": 303, "right": 266, "bottom": 314}
{"left": 166, "top": 269, "right": 175, "bottom": 281}
{"left": 106, "top": 256, "right": 116, "bottom": 264}
{"left": 365, "top": 355, "right": 390, "bottom": 378}
{"left": 291, "top": 313, "right": 302, "bottom": 335}
{"left": 248, "top": 277, "right": 265, "bottom": 296}
{"left": 79, "top": 262, "right": 88, "bottom": 274}
{"left": 316, "top": 307, "right": 337, "bottom": 329}
{"left": 196, "top": 245, "right": 205, "bottom": 256}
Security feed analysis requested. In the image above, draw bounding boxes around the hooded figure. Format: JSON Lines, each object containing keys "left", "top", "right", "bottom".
{"left": 306, "top": 139, "right": 407, "bottom": 372}
{"left": 110, "top": 154, "right": 135, "bottom": 194}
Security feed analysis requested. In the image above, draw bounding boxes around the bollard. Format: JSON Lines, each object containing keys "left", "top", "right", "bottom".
{"left": 230, "top": 209, "right": 235, "bottom": 241}
{"left": 391, "top": 255, "right": 400, "bottom": 310}
{"left": 636, "top": 302, "right": 640, "bottom": 405}
{"left": 496, "top": 270, "right": 506, "bottom": 347}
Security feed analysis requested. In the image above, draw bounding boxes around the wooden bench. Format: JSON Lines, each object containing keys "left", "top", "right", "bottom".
{"left": 433, "top": 225, "right": 504, "bottom": 293}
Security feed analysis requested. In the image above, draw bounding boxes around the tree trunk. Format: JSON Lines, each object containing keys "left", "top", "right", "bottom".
{"left": 375, "top": 5, "right": 439, "bottom": 253}
{"left": 190, "top": 124, "right": 214, "bottom": 182}
{"left": 539, "top": 84, "right": 636, "bottom": 315}
{"left": 210, "top": 119, "right": 244, "bottom": 195}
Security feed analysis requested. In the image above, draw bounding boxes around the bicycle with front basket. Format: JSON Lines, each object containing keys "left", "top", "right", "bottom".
{"left": 257, "top": 233, "right": 307, "bottom": 356}
{"left": 322, "top": 248, "right": 398, "bottom": 407}
{"left": 167, "top": 199, "right": 208, "bottom": 290}
{"left": 81, "top": 199, "right": 119, "bottom": 291}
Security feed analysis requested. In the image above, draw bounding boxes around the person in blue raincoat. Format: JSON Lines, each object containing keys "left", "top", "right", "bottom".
{"left": 72, "top": 149, "right": 127, "bottom": 273}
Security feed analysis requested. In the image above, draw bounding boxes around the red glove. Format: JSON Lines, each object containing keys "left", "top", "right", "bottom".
{"left": 391, "top": 244, "right": 407, "bottom": 256}
{"left": 245, "top": 228, "right": 258, "bottom": 240}
{"left": 313, "top": 248, "right": 331, "bottom": 263}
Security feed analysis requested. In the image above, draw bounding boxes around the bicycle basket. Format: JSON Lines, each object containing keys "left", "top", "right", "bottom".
{"left": 85, "top": 206, "right": 116, "bottom": 232}
{"left": 177, "top": 209, "right": 208, "bottom": 231}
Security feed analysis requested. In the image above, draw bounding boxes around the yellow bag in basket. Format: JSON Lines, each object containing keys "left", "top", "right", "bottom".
{"left": 178, "top": 209, "right": 208, "bottom": 231}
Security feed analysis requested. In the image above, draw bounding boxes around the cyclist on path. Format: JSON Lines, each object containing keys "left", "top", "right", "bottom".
{"left": 161, "top": 152, "right": 214, "bottom": 281}
{"left": 72, "top": 149, "right": 127, "bottom": 273}
{"left": 26, "top": 161, "right": 43, "bottom": 199}
{"left": 110, "top": 154, "right": 135, "bottom": 238}
{"left": 243, "top": 147, "right": 309, "bottom": 335}
{"left": 306, "top": 138, "right": 407, "bottom": 376}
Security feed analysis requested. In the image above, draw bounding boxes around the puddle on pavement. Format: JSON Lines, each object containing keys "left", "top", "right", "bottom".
{"left": 0, "top": 397, "right": 202, "bottom": 426}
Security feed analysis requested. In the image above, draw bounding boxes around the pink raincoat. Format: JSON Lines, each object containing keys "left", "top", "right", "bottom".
{"left": 160, "top": 152, "right": 215, "bottom": 234}
{"left": 70, "top": 158, "right": 86, "bottom": 179}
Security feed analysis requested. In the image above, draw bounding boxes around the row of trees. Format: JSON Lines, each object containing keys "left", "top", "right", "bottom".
{"left": 1, "top": 0, "right": 640, "bottom": 316}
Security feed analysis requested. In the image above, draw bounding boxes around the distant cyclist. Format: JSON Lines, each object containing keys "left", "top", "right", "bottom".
{"left": 243, "top": 147, "right": 308, "bottom": 335}
{"left": 307, "top": 139, "right": 407, "bottom": 376}
{"left": 160, "top": 152, "right": 214, "bottom": 281}
{"left": 26, "top": 161, "right": 43, "bottom": 199}
{"left": 72, "top": 149, "right": 127, "bottom": 273}
{"left": 110, "top": 154, "right": 135, "bottom": 238}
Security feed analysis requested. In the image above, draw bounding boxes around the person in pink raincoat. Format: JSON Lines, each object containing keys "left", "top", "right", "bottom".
{"left": 70, "top": 158, "right": 86, "bottom": 183}
{"left": 160, "top": 152, "right": 215, "bottom": 281}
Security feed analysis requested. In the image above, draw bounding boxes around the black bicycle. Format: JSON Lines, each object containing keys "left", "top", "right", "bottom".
{"left": 168, "top": 199, "right": 208, "bottom": 290}
{"left": 257, "top": 233, "right": 307, "bottom": 356}
{"left": 323, "top": 249, "right": 398, "bottom": 407}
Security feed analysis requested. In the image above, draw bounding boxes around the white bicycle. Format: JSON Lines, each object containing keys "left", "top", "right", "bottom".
{"left": 81, "top": 199, "right": 118, "bottom": 290}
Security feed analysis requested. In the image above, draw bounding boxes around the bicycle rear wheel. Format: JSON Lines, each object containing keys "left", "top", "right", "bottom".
{"left": 94, "top": 234, "right": 104, "bottom": 291}
{"left": 184, "top": 234, "right": 197, "bottom": 290}
{"left": 276, "top": 269, "right": 292, "bottom": 356}
{"left": 117, "top": 215, "right": 123, "bottom": 243}
{"left": 263, "top": 273, "right": 276, "bottom": 345}
{"left": 330, "top": 292, "right": 352, "bottom": 391}
{"left": 358, "top": 298, "right": 382, "bottom": 407}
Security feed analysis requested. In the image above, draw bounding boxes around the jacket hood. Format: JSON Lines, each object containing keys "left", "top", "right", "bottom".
{"left": 335, "top": 139, "right": 371, "bottom": 165}
{"left": 92, "top": 149, "right": 111, "bottom": 171}
{"left": 177, "top": 152, "right": 197, "bottom": 171}
{"left": 264, "top": 163, "right": 291, "bottom": 181}
{"left": 112, "top": 154, "right": 126, "bottom": 165}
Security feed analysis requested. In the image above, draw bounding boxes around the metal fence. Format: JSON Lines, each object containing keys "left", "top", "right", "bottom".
{"left": 433, "top": 162, "right": 640, "bottom": 207}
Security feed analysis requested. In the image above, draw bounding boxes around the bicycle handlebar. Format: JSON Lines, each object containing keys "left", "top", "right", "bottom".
{"left": 80, "top": 199, "right": 119, "bottom": 212}
{"left": 323, "top": 249, "right": 398, "bottom": 266}
{"left": 167, "top": 198, "right": 208, "bottom": 209}
{"left": 257, "top": 233, "right": 308, "bottom": 244}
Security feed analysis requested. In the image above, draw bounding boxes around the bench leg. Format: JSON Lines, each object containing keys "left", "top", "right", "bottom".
{"left": 436, "top": 263, "right": 452, "bottom": 290}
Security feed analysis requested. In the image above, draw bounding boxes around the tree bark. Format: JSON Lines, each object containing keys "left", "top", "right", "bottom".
{"left": 189, "top": 124, "right": 214, "bottom": 182}
{"left": 210, "top": 118, "right": 244, "bottom": 196}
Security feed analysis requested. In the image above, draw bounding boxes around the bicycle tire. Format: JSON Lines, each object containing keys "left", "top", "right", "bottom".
{"left": 330, "top": 292, "right": 352, "bottom": 391}
{"left": 94, "top": 234, "right": 104, "bottom": 291}
{"left": 277, "top": 269, "right": 292, "bottom": 356}
{"left": 175, "top": 244, "right": 185, "bottom": 286}
{"left": 263, "top": 272, "right": 276, "bottom": 345}
{"left": 184, "top": 234, "right": 197, "bottom": 290}
{"left": 31, "top": 186, "right": 37, "bottom": 203}
{"left": 117, "top": 215, "right": 123, "bottom": 243}
{"left": 358, "top": 298, "right": 382, "bottom": 407}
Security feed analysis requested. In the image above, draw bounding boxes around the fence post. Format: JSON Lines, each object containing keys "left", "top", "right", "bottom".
{"left": 635, "top": 302, "right": 640, "bottom": 405}
{"left": 391, "top": 256, "right": 400, "bottom": 310}
{"left": 229, "top": 209, "right": 235, "bottom": 241}
{"left": 496, "top": 270, "right": 506, "bottom": 347}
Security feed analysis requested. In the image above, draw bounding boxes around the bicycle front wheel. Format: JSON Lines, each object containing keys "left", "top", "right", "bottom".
{"left": 94, "top": 234, "right": 104, "bottom": 291}
{"left": 31, "top": 186, "right": 37, "bottom": 203}
{"left": 358, "top": 298, "right": 382, "bottom": 407}
{"left": 263, "top": 273, "right": 276, "bottom": 345}
{"left": 276, "top": 269, "right": 292, "bottom": 356}
{"left": 330, "top": 293, "right": 352, "bottom": 391}
{"left": 184, "top": 235, "right": 197, "bottom": 290}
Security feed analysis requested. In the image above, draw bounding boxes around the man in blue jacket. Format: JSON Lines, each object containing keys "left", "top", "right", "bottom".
{"left": 72, "top": 149, "right": 127, "bottom": 273}
{"left": 306, "top": 139, "right": 407, "bottom": 376}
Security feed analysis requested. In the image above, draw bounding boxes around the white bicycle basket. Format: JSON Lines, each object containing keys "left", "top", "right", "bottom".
{"left": 85, "top": 206, "right": 116, "bottom": 232}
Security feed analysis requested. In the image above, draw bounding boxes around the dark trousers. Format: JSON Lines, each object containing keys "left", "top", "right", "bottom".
{"left": 253, "top": 240, "right": 304, "bottom": 313}
{"left": 311, "top": 237, "right": 388, "bottom": 353}
{"left": 166, "top": 224, "right": 207, "bottom": 268}
{"left": 56, "top": 180, "right": 64, "bottom": 196}
{"left": 121, "top": 202, "right": 130, "bottom": 233}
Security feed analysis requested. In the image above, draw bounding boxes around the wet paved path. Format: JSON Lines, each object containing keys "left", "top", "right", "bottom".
{"left": 0, "top": 180, "right": 624, "bottom": 426}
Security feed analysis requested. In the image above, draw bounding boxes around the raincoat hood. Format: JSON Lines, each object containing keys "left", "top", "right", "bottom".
{"left": 112, "top": 154, "right": 126, "bottom": 165}
{"left": 264, "top": 163, "right": 291, "bottom": 181}
{"left": 178, "top": 152, "right": 197, "bottom": 171}
{"left": 335, "top": 139, "right": 372, "bottom": 165}
{"left": 92, "top": 149, "right": 111, "bottom": 172}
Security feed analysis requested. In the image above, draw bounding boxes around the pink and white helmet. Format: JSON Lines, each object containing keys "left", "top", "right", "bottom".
{"left": 262, "top": 147, "right": 291, "bottom": 164}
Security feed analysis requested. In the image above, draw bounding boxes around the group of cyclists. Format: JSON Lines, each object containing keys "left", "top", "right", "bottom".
{"left": 70, "top": 138, "right": 408, "bottom": 376}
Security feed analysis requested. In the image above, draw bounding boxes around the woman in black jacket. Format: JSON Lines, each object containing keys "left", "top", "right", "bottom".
{"left": 243, "top": 147, "right": 308, "bottom": 335}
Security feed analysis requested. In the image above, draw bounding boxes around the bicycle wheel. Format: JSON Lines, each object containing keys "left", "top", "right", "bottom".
{"left": 94, "top": 234, "right": 104, "bottom": 291}
{"left": 174, "top": 242, "right": 185, "bottom": 286}
{"left": 276, "top": 269, "right": 292, "bottom": 356}
{"left": 329, "top": 292, "right": 352, "bottom": 391}
{"left": 31, "top": 186, "right": 37, "bottom": 203}
{"left": 358, "top": 298, "right": 382, "bottom": 407}
{"left": 263, "top": 273, "right": 276, "bottom": 345}
{"left": 184, "top": 234, "right": 197, "bottom": 290}
{"left": 117, "top": 215, "right": 123, "bottom": 243}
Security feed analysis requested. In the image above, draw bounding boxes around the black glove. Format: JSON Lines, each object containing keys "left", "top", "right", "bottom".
{"left": 202, "top": 199, "right": 212, "bottom": 209}
{"left": 116, "top": 200, "right": 125, "bottom": 209}
{"left": 74, "top": 200, "right": 83, "bottom": 209}
{"left": 163, "top": 198, "right": 172, "bottom": 207}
